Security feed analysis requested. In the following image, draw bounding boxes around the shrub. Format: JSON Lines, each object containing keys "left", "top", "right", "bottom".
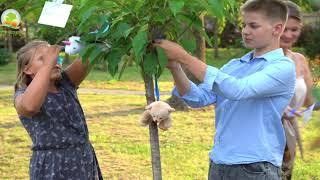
{"left": 296, "top": 25, "right": 320, "bottom": 60}
{"left": 0, "top": 48, "right": 11, "bottom": 65}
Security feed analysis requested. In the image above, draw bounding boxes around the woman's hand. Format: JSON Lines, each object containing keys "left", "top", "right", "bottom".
{"left": 283, "top": 107, "right": 302, "bottom": 119}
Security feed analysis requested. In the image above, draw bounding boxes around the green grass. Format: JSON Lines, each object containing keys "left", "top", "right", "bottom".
{"left": 0, "top": 62, "right": 16, "bottom": 85}
{"left": 1, "top": 89, "right": 320, "bottom": 179}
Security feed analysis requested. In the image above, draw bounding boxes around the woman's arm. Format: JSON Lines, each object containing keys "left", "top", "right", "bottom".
{"left": 297, "top": 53, "right": 315, "bottom": 107}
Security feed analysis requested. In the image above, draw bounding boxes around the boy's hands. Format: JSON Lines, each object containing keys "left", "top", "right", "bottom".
{"left": 154, "top": 40, "right": 190, "bottom": 64}
{"left": 166, "top": 60, "right": 181, "bottom": 71}
{"left": 154, "top": 39, "right": 207, "bottom": 82}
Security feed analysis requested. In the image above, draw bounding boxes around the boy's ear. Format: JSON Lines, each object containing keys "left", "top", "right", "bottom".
{"left": 272, "top": 22, "right": 285, "bottom": 36}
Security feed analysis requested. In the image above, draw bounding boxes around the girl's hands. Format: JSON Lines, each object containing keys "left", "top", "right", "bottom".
{"left": 43, "top": 45, "right": 63, "bottom": 67}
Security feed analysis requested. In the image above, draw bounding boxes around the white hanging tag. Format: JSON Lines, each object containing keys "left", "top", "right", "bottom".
{"left": 38, "top": 1, "right": 72, "bottom": 28}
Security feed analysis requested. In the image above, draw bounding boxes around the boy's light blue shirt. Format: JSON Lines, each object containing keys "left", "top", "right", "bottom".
{"left": 173, "top": 48, "right": 296, "bottom": 167}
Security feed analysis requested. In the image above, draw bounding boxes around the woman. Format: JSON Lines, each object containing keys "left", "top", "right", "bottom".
{"left": 281, "top": 1, "right": 316, "bottom": 179}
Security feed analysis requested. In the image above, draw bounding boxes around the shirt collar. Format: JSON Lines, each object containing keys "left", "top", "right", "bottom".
{"left": 240, "top": 48, "right": 284, "bottom": 63}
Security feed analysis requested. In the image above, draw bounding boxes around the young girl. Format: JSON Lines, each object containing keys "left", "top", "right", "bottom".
{"left": 281, "top": 1, "right": 316, "bottom": 179}
{"left": 14, "top": 40, "right": 102, "bottom": 179}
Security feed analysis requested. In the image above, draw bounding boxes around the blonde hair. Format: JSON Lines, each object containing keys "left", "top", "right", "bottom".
{"left": 241, "top": 0, "right": 288, "bottom": 23}
{"left": 284, "top": 1, "right": 302, "bottom": 21}
{"left": 15, "top": 40, "right": 49, "bottom": 91}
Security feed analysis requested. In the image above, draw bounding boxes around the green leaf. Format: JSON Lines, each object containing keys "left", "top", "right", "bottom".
{"left": 82, "top": 8, "right": 96, "bottom": 21}
{"left": 199, "top": 28, "right": 213, "bottom": 47}
{"left": 156, "top": 47, "right": 168, "bottom": 76}
{"left": 113, "top": 23, "right": 131, "bottom": 40}
{"left": 78, "top": 7, "right": 97, "bottom": 33}
{"left": 22, "top": 3, "right": 43, "bottom": 17}
{"left": 132, "top": 30, "right": 148, "bottom": 65}
{"left": 192, "top": 18, "right": 213, "bottom": 47}
{"left": 80, "top": 0, "right": 103, "bottom": 9}
{"left": 11, "top": 0, "right": 28, "bottom": 9}
{"left": 169, "top": 0, "right": 185, "bottom": 16}
{"left": 80, "top": 0, "right": 88, "bottom": 7}
{"left": 153, "top": 13, "right": 168, "bottom": 24}
{"left": 207, "top": 0, "right": 225, "bottom": 20}
{"left": 111, "top": 12, "right": 130, "bottom": 27}
{"left": 107, "top": 49, "right": 123, "bottom": 77}
{"left": 80, "top": 33, "right": 97, "bottom": 43}
{"left": 134, "top": 0, "right": 145, "bottom": 11}
{"left": 312, "top": 86, "right": 320, "bottom": 101}
{"left": 117, "top": 55, "right": 130, "bottom": 80}
{"left": 123, "top": 26, "right": 136, "bottom": 38}
{"left": 177, "top": 14, "right": 193, "bottom": 25}
{"left": 89, "top": 45, "right": 103, "bottom": 64}
{"left": 80, "top": 44, "right": 96, "bottom": 63}
{"left": 180, "top": 39, "right": 196, "bottom": 54}
{"left": 97, "top": 20, "right": 111, "bottom": 38}
{"left": 143, "top": 52, "right": 158, "bottom": 76}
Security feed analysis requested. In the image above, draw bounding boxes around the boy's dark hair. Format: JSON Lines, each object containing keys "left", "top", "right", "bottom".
{"left": 241, "top": 0, "right": 288, "bottom": 22}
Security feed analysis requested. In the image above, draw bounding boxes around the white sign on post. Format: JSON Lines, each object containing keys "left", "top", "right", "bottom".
{"left": 38, "top": 1, "right": 72, "bottom": 28}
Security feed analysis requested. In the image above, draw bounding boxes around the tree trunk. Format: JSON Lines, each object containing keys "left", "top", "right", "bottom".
{"left": 187, "top": 13, "right": 206, "bottom": 83}
{"left": 4, "top": 30, "right": 8, "bottom": 50}
{"left": 103, "top": 61, "right": 107, "bottom": 71}
{"left": 8, "top": 33, "right": 13, "bottom": 53}
{"left": 128, "top": 55, "right": 134, "bottom": 67}
{"left": 143, "top": 72, "right": 162, "bottom": 180}
{"left": 213, "top": 18, "right": 219, "bottom": 58}
{"left": 193, "top": 14, "right": 206, "bottom": 62}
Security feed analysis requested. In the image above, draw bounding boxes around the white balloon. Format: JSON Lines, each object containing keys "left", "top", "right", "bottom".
{"left": 65, "top": 36, "right": 82, "bottom": 55}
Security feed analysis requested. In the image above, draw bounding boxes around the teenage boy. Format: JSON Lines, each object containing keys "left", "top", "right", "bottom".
{"left": 155, "top": 0, "right": 295, "bottom": 179}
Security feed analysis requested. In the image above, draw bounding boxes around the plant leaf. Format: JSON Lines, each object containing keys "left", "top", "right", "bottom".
{"left": 169, "top": 0, "right": 185, "bottom": 16}
{"left": 156, "top": 47, "right": 168, "bottom": 76}
{"left": 143, "top": 52, "right": 158, "bottom": 76}
{"left": 89, "top": 45, "right": 103, "bottom": 64}
{"left": 207, "top": 0, "right": 225, "bottom": 20}
{"left": 107, "top": 49, "right": 123, "bottom": 76}
{"left": 80, "top": 44, "right": 96, "bottom": 63}
{"left": 113, "top": 23, "right": 131, "bottom": 40}
{"left": 132, "top": 30, "right": 148, "bottom": 65}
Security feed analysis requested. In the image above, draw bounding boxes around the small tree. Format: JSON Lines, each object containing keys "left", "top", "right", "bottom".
{"left": 75, "top": 0, "right": 238, "bottom": 179}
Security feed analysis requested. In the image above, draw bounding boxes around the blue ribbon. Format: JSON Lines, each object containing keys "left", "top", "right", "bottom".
{"left": 154, "top": 75, "right": 160, "bottom": 101}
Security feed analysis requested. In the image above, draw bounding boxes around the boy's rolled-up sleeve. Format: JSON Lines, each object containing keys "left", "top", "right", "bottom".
{"left": 172, "top": 66, "right": 218, "bottom": 108}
